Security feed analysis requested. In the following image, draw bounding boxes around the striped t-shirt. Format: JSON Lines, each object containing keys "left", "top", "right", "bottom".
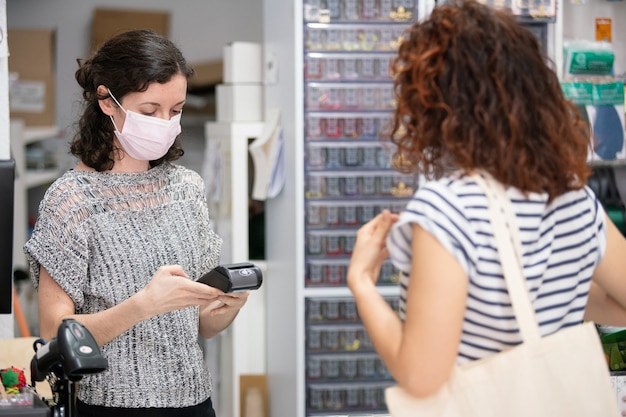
{"left": 387, "top": 173, "right": 607, "bottom": 364}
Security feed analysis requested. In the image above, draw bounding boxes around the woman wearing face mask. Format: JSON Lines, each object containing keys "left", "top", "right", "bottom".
{"left": 23, "top": 30, "right": 246, "bottom": 417}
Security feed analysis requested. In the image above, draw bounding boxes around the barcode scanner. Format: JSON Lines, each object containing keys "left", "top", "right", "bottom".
{"left": 197, "top": 262, "right": 263, "bottom": 292}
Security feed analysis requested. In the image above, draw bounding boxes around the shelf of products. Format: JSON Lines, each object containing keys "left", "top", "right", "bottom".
{"left": 302, "top": 1, "right": 418, "bottom": 415}
{"left": 304, "top": 295, "right": 399, "bottom": 413}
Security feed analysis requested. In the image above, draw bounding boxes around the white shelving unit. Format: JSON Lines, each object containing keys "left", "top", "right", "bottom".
{"left": 262, "top": 1, "right": 413, "bottom": 415}
{"left": 10, "top": 119, "right": 61, "bottom": 273}
{"left": 203, "top": 120, "right": 267, "bottom": 417}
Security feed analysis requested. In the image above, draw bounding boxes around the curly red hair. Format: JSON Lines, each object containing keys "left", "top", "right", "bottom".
{"left": 389, "top": 0, "right": 591, "bottom": 200}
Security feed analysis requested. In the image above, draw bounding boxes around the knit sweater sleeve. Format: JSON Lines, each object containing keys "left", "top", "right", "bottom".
{"left": 24, "top": 174, "right": 89, "bottom": 308}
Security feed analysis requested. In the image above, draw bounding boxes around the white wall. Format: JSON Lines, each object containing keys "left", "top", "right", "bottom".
{"left": 0, "top": 0, "right": 14, "bottom": 339}
{"left": 262, "top": 0, "right": 305, "bottom": 415}
{"left": 6, "top": 0, "right": 263, "bottom": 153}
{"left": 0, "top": 0, "right": 8, "bottom": 160}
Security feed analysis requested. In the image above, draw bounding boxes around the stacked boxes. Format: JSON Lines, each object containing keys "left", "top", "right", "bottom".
{"left": 8, "top": 29, "right": 56, "bottom": 127}
{"left": 90, "top": 8, "right": 170, "bottom": 53}
{"left": 216, "top": 42, "right": 264, "bottom": 122}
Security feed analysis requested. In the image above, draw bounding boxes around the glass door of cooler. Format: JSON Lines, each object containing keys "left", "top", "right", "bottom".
{"left": 302, "top": 1, "right": 418, "bottom": 415}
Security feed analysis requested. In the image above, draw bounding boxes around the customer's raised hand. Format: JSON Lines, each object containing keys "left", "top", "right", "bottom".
{"left": 347, "top": 210, "right": 399, "bottom": 294}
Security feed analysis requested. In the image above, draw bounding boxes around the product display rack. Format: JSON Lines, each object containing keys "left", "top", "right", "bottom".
{"left": 263, "top": 1, "right": 559, "bottom": 416}
{"left": 302, "top": 1, "right": 418, "bottom": 415}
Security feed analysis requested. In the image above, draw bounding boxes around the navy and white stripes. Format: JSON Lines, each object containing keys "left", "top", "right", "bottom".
{"left": 387, "top": 173, "right": 606, "bottom": 364}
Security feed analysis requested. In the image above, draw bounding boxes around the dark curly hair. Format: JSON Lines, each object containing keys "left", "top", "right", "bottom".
{"left": 72, "top": 29, "right": 194, "bottom": 171}
{"left": 390, "top": 0, "right": 591, "bottom": 200}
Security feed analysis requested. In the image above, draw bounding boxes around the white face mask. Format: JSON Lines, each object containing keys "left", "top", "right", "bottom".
{"left": 108, "top": 89, "right": 182, "bottom": 161}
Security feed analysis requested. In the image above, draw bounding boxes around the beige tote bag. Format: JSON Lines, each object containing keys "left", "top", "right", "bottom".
{"left": 385, "top": 172, "right": 619, "bottom": 417}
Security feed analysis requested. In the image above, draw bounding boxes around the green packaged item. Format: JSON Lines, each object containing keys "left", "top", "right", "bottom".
{"left": 566, "top": 50, "right": 614, "bottom": 76}
{"left": 561, "top": 81, "right": 624, "bottom": 106}
{"left": 563, "top": 41, "right": 614, "bottom": 77}
{"left": 593, "top": 81, "right": 625, "bottom": 105}
{"left": 561, "top": 81, "right": 594, "bottom": 105}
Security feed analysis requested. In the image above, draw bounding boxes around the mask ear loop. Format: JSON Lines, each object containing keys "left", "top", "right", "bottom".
{"left": 107, "top": 88, "right": 127, "bottom": 133}
{"left": 107, "top": 88, "right": 127, "bottom": 113}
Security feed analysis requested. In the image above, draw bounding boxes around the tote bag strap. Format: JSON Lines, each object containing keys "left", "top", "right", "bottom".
{"left": 472, "top": 171, "right": 542, "bottom": 343}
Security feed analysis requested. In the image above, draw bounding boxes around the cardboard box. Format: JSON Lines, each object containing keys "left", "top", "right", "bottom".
{"left": 189, "top": 60, "right": 223, "bottom": 89}
{"left": 240, "top": 374, "right": 268, "bottom": 417}
{"left": 91, "top": 8, "right": 170, "bottom": 53}
{"left": 224, "top": 42, "right": 263, "bottom": 84}
{"left": 217, "top": 84, "right": 263, "bottom": 122}
{"left": 8, "top": 29, "right": 56, "bottom": 127}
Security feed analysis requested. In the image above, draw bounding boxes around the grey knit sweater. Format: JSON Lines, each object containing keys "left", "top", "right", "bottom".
{"left": 24, "top": 163, "right": 222, "bottom": 408}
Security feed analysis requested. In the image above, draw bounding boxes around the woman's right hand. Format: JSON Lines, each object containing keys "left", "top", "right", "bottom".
{"left": 38, "top": 265, "right": 223, "bottom": 346}
{"left": 347, "top": 210, "right": 398, "bottom": 294}
{"left": 135, "top": 265, "right": 223, "bottom": 318}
